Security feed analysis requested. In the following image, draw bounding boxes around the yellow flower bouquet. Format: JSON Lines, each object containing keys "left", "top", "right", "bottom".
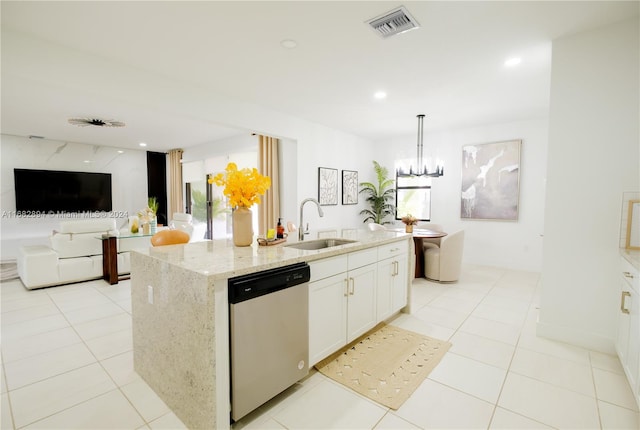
{"left": 209, "top": 162, "right": 271, "bottom": 208}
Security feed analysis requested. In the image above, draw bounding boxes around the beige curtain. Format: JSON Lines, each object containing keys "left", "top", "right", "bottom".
{"left": 167, "top": 148, "right": 184, "bottom": 219}
{"left": 258, "top": 136, "right": 280, "bottom": 235}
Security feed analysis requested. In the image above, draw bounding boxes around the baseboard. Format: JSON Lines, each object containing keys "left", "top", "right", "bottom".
{"left": 536, "top": 320, "right": 616, "bottom": 355}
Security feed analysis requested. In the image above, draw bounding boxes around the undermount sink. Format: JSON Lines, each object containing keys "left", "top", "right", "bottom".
{"left": 284, "top": 238, "right": 357, "bottom": 251}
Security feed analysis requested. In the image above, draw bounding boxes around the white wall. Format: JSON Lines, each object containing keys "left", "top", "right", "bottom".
{"left": 539, "top": 17, "right": 639, "bottom": 353}
{"left": 375, "top": 118, "right": 549, "bottom": 272}
{"left": 0, "top": 134, "right": 148, "bottom": 261}
{"left": 183, "top": 126, "right": 375, "bottom": 234}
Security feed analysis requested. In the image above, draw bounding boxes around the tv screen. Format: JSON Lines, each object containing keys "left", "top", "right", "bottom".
{"left": 14, "top": 168, "right": 112, "bottom": 213}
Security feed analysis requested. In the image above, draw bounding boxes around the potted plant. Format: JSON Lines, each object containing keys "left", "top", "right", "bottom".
{"left": 401, "top": 214, "right": 418, "bottom": 233}
{"left": 359, "top": 160, "right": 396, "bottom": 225}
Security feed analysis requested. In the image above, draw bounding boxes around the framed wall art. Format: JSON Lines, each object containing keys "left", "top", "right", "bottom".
{"left": 461, "top": 139, "right": 521, "bottom": 220}
{"left": 342, "top": 170, "right": 358, "bottom": 205}
{"left": 318, "top": 167, "right": 338, "bottom": 205}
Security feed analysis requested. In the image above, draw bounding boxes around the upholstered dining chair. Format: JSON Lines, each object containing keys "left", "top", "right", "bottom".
{"left": 424, "top": 230, "right": 465, "bottom": 282}
{"left": 151, "top": 229, "right": 190, "bottom": 247}
{"left": 419, "top": 222, "right": 444, "bottom": 249}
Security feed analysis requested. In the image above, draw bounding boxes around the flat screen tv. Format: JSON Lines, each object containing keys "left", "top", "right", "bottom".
{"left": 14, "top": 168, "right": 112, "bottom": 213}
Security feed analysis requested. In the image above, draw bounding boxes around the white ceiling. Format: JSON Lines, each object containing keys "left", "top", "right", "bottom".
{"left": 1, "top": 1, "right": 637, "bottom": 152}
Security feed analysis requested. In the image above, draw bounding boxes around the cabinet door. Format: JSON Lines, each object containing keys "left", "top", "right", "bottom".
{"left": 627, "top": 286, "right": 639, "bottom": 399}
{"left": 376, "top": 259, "right": 394, "bottom": 321}
{"left": 309, "top": 273, "right": 348, "bottom": 366}
{"left": 346, "top": 264, "right": 377, "bottom": 343}
{"left": 391, "top": 253, "right": 409, "bottom": 313}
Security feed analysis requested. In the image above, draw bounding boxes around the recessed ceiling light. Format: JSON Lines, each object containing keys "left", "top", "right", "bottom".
{"left": 374, "top": 91, "right": 387, "bottom": 100}
{"left": 83, "top": 160, "right": 92, "bottom": 163}
{"left": 280, "top": 39, "right": 297, "bottom": 49}
{"left": 504, "top": 57, "right": 522, "bottom": 67}
{"left": 139, "top": 142, "right": 147, "bottom": 147}
{"left": 117, "top": 150, "right": 124, "bottom": 154}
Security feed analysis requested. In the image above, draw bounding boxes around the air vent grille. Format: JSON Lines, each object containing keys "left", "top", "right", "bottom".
{"left": 367, "top": 6, "right": 419, "bottom": 38}
{"left": 68, "top": 117, "right": 125, "bottom": 128}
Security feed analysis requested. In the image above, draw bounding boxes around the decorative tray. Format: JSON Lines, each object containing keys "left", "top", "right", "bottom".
{"left": 257, "top": 238, "right": 287, "bottom": 246}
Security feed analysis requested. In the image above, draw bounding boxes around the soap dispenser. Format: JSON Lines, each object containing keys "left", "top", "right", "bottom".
{"left": 276, "top": 218, "right": 285, "bottom": 239}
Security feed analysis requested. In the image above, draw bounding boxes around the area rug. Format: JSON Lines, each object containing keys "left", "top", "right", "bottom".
{"left": 0, "top": 263, "right": 19, "bottom": 282}
{"left": 315, "top": 323, "right": 451, "bottom": 410}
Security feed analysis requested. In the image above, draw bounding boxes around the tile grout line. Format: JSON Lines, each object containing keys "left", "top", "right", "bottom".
{"left": 9, "top": 283, "right": 146, "bottom": 429}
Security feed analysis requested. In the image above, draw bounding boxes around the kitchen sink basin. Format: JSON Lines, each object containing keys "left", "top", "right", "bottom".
{"left": 284, "top": 238, "right": 357, "bottom": 250}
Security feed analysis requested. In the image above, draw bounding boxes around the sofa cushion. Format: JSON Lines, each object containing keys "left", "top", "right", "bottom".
{"left": 58, "top": 256, "right": 101, "bottom": 283}
{"left": 51, "top": 232, "right": 103, "bottom": 258}
{"left": 58, "top": 218, "right": 116, "bottom": 234}
{"left": 172, "top": 213, "right": 192, "bottom": 223}
{"left": 17, "top": 245, "right": 59, "bottom": 289}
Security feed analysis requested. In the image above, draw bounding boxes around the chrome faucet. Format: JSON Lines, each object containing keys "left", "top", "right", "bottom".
{"left": 299, "top": 198, "right": 324, "bottom": 241}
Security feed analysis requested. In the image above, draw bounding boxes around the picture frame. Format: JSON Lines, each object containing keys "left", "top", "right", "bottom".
{"left": 318, "top": 167, "right": 338, "bottom": 206}
{"left": 461, "top": 139, "right": 521, "bottom": 221}
{"left": 342, "top": 170, "right": 358, "bottom": 205}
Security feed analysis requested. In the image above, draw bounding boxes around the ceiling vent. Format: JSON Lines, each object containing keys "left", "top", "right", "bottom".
{"left": 68, "top": 117, "right": 125, "bottom": 128}
{"left": 366, "top": 6, "right": 420, "bottom": 38}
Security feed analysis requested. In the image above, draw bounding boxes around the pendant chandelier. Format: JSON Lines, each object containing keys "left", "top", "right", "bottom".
{"left": 397, "top": 114, "right": 444, "bottom": 178}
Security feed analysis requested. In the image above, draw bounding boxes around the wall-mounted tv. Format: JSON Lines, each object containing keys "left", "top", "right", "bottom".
{"left": 14, "top": 168, "right": 112, "bottom": 213}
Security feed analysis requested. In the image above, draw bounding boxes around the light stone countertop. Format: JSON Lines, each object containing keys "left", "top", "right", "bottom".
{"left": 132, "top": 228, "right": 410, "bottom": 281}
{"left": 621, "top": 248, "right": 640, "bottom": 270}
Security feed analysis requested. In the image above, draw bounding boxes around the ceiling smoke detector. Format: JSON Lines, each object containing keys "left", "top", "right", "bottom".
{"left": 366, "top": 6, "right": 420, "bottom": 38}
{"left": 68, "top": 117, "right": 125, "bottom": 128}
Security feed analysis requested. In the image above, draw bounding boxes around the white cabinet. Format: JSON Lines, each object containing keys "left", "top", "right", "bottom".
{"left": 308, "top": 241, "right": 410, "bottom": 366}
{"left": 345, "top": 262, "right": 378, "bottom": 342}
{"left": 376, "top": 243, "right": 409, "bottom": 321}
{"left": 309, "top": 249, "right": 377, "bottom": 365}
{"left": 616, "top": 255, "right": 640, "bottom": 409}
{"left": 309, "top": 272, "right": 348, "bottom": 365}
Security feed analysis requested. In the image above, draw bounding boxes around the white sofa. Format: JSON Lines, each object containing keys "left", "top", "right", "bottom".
{"left": 170, "top": 212, "right": 195, "bottom": 239}
{"left": 17, "top": 218, "right": 150, "bottom": 289}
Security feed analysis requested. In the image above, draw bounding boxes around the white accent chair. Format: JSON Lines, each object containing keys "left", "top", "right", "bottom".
{"left": 420, "top": 222, "right": 444, "bottom": 249}
{"left": 17, "top": 218, "right": 149, "bottom": 289}
{"left": 424, "top": 230, "right": 465, "bottom": 282}
{"left": 170, "top": 212, "right": 194, "bottom": 239}
{"left": 367, "top": 223, "right": 386, "bottom": 231}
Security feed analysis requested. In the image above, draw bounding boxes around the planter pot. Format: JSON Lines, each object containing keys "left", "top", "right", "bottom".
{"left": 232, "top": 206, "right": 253, "bottom": 246}
{"left": 405, "top": 225, "right": 414, "bottom": 233}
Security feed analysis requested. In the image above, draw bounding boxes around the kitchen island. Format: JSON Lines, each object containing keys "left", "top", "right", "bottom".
{"left": 130, "top": 229, "right": 412, "bottom": 430}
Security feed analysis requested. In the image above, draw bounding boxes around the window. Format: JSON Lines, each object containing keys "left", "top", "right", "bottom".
{"left": 395, "top": 173, "right": 432, "bottom": 221}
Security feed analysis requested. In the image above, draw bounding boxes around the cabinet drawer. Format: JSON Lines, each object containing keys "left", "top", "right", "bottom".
{"left": 621, "top": 256, "right": 640, "bottom": 292}
{"left": 377, "top": 241, "right": 406, "bottom": 260}
{"left": 348, "top": 248, "right": 378, "bottom": 270}
{"left": 309, "top": 255, "right": 348, "bottom": 282}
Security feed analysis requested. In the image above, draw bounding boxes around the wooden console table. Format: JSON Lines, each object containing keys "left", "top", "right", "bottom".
{"left": 99, "top": 233, "right": 153, "bottom": 284}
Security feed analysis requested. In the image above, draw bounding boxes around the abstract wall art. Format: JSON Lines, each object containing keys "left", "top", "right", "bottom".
{"left": 461, "top": 140, "right": 521, "bottom": 220}
{"left": 318, "top": 167, "right": 338, "bottom": 206}
{"left": 342, "top": 170, "right": 358, "bottom": 205}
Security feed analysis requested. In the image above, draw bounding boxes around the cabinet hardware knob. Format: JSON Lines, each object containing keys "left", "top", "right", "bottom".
{"left": 623, "top": 271, "right": 635, "bottom": 279}
{"left": 621, "top": 291, "right": 631, "bottom": 314}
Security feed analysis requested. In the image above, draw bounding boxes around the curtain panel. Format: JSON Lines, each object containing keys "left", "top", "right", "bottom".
{"left": 167, "top": 148, "right": 184, "bottom": 219}
{"left": 258, "top": 136, "right": 280, "bottom": 235}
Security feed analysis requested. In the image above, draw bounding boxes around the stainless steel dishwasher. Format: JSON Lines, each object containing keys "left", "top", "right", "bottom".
{"left": 228, "top": 262, "right": 311, "bottom": 422}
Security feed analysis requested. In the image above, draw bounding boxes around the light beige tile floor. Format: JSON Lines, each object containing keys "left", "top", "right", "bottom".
{"left": 1, "top": 265, "right": 638, "bottom": 429}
